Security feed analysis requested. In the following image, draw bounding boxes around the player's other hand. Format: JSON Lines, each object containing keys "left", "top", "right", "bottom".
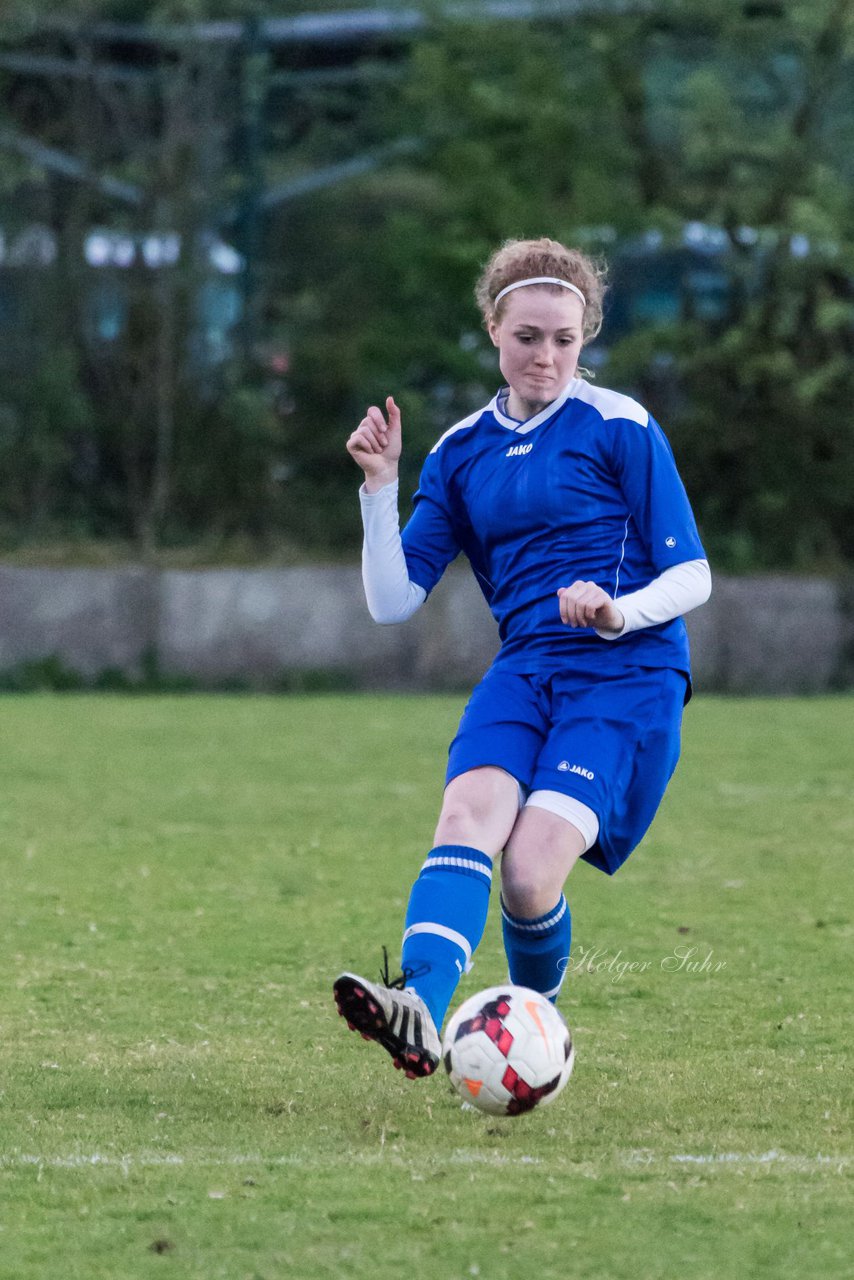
{"left": 346, "top": 396, "right": 402, "bottom": 491}
{"left": 557, "top": 581, "right": 624, "bottom": 634}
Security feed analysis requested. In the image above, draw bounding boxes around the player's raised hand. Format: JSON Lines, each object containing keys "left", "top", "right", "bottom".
{"left": 557, "top": 581, "right": 624, "bottom": 634}
{"left": 346, "top": 396, "right": 403, "bottom": 491}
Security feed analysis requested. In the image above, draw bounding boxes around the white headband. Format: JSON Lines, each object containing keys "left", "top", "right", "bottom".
{"left": 494, "top": 276, "right": 586, "bottom": 308}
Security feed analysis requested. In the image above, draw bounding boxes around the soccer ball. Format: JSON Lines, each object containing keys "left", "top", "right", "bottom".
{"left": 442, "top": 985, "right": 574, "bottom": 1116}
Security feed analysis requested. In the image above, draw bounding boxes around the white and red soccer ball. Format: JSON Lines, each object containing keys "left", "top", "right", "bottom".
{"left": 442, "top": 984, "right": 574, "bottom": 1116}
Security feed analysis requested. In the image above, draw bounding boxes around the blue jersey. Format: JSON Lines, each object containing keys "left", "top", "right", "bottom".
{"left": 401, "top": 377, "right": 706, "bottom": 676}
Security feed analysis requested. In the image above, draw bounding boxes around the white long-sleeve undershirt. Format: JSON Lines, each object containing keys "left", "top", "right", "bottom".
{"left": 359, "top": 479, "right": 711, "bottom": 634}
{"left": 594, "top": 557, "right": 711, "bottom": 639}
{"left": 360, "top": 480, "right": 427, "bottom": 623}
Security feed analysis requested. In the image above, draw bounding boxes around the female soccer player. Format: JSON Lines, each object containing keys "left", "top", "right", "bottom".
{"left": 334, "top": 237, "right": 711, "bottom": 1078}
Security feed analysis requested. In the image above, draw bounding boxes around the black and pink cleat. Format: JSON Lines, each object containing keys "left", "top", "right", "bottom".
{"left": 333, "top": 971, "right": 440, "bottom": 1078}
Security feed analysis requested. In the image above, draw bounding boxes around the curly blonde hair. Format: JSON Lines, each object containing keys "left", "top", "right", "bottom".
{"left": 475, "top": 237, "right": 606, "bottom": 342}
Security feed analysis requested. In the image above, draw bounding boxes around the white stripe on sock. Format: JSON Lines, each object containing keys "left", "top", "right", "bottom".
{"left": 402, "top": 922, "right": 473, "bottom": 969}
{"left": 501, "top": 896, "right": 568, "bottom": 933}
{"left": 421, "top": 855, "right": 493, "bottom": 881}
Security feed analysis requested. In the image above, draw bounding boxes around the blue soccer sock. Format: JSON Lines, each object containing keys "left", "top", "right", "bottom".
{"left": 501, "top": 895, "right": 572, "bottom": 1003}
{"left": 401, "top": 845, "right": 493, "bottom": 1031}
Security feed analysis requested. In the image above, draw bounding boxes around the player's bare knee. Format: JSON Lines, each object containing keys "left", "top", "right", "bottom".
{"left": 501, "top": 844, "right": 556, "bottom": 914}
{"left": 501, "top": 810, "right": 586, "bottom": 917}
{"left": 500, "top": 857, "right": 560, "bottom": 918}
{"left": 434, "top": 799, "right": 501, "bottom": 850}
{"left": 434, "top": 767, "right": 518, "bottom": 854}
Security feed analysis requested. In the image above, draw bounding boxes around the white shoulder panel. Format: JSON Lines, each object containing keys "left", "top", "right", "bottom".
{"left": 429, "top": 406, "right": 487, "bottom": 455}
{"left": 571, "top": 380, "right": 649, "bottom": 428}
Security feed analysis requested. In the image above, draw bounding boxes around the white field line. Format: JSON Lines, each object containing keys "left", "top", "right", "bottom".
{"left": 626, "top": 1150, "right": 851, "bottom": 1172}
{"left": 0, "top": 1150, "right": 541, "bottom": 1173}
{"left": 2, "top": 1150, "right": 849, "bottom": 1175}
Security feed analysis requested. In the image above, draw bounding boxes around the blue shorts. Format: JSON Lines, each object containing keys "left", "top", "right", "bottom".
{"left": 446, "top": 664, "right": 689, "bottom": 875}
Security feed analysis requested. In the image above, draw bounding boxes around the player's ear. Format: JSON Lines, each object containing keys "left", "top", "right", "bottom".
{"left": 487, "top": 317, "right": 501, "bottom": 347}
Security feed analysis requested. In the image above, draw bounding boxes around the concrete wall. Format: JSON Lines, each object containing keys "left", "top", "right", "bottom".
{"left": 0, "top": 564, "right": 851, "bottom": 693}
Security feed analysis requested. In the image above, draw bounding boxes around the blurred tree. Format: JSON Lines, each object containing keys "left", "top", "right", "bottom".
{"left": 0, "top": 2, "right": 852, "bottom": 567}
{"left": 0, "top": 16, "right": 283, "bottom": 554}
{"left": 628, "top": 0, "right": 854, "bottom": 569}
{"left": 271, "top": 1, "right": 854, "bottom": 567}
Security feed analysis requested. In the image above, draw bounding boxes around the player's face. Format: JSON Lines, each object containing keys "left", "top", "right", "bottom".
{"left": 488, "top": 289, "right": 585, "bottom": 420}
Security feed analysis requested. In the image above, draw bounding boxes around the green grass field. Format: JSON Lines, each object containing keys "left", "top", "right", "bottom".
{"left": 0, "top": 693, "right": 851, "bottom": 1280}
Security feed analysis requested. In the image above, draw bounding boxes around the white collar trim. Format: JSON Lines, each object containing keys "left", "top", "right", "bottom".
{"left": 491, "top": 379, "right": 582, "bottom": 434}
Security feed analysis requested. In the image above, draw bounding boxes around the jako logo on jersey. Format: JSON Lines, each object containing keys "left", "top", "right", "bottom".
{"left": 557, "top": 762, "right": 595, "bottom": 780}
{"left": 506, "top": 442, "right": 533, "bottom": 457}
{"left": 665, "top": 536, "right": 677, "bottom": 547}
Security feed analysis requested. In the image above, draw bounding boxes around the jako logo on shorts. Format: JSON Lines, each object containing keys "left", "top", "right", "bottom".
{"left": 506, "top": 443, "right": 533, "bottom": 457}
{"left": 557, "top": 762, "right": 595, "bottom": 780}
